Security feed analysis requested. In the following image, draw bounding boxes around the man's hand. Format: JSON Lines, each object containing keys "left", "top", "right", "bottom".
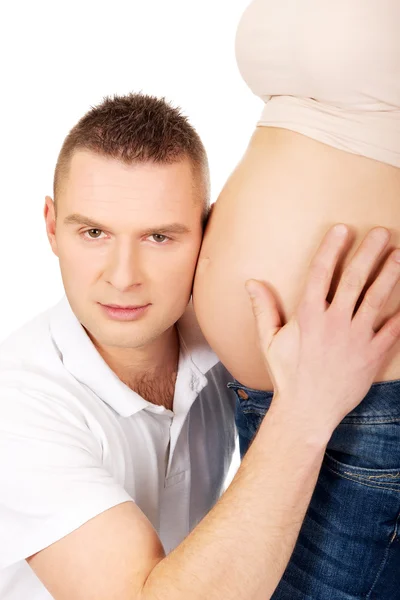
{"left": 246, "top": 224, "right": 400, "bottom": 435}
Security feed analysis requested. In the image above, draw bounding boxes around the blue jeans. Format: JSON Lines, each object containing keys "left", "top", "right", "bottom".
{"left": 227, "top": 379, "right": 400, "bottom": 598}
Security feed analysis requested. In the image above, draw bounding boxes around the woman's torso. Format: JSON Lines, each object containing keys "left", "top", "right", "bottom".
{"left": 193, "top": 127, "right": 400, "bottom": 390}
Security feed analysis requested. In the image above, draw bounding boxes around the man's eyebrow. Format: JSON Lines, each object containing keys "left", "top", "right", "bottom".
{"left": 141, "top": 224, "right": 191, "bottom": 236}
{"left": 63, "top": 214, "right": 106, "bottom": 229}
{"left": 63, "top": 214, "right": 191, "bottom": 235}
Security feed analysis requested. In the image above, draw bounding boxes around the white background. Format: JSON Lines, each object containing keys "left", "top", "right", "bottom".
{"left": 0, "top": 0, "right": 262, "bottom": 340}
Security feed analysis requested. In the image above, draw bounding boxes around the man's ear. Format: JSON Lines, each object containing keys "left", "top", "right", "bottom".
{"left": 44, "top": 195, "right": 59, "bottom": 257}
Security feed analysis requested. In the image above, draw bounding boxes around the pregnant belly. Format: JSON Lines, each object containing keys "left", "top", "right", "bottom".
{"left": 193, "top": 127, "right": 400, "bottom": 390}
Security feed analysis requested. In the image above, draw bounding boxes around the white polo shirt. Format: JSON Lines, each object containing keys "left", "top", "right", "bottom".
{"left": 0, "top": 296, "right": 237, "bottom": 600}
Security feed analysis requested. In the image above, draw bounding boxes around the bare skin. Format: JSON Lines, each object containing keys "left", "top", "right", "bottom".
{"left": 27, "top": 224, "right": 400, "bottom": 600}
{"left": 193, "top": 127, "right": 400, "bottom": 390}
{"left": 44, "top": 153, "right": 203, "bottom": 409}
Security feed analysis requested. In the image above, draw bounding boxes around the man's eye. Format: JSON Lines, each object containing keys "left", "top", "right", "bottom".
{"left": 150, "top": 234, "right": 169, "bottom": 243}
{"left": 84, "top": 229, "right": 104, "bottom": 239}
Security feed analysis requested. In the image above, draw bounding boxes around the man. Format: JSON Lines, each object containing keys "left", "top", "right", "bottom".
{"left": 1, "top": 92, "right": 400, "bottom": 600}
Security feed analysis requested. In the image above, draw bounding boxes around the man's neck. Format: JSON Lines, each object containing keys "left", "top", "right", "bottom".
{"left": 91, "top": 326, "right": 180, "bottom": 410}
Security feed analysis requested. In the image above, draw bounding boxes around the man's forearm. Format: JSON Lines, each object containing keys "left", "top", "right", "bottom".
{"left": 141, "top": 400, "right": 329, "bottom": 600}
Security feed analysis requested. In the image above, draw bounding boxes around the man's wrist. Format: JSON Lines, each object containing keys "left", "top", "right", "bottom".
{"left": 258, "top": 394, "right": 333, "bottom": 451}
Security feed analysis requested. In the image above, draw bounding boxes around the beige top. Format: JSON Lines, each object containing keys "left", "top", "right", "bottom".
{"left": 235, "top": 0, "right": 400, "bottom": 167}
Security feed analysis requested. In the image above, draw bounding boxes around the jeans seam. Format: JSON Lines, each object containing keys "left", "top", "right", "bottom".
{"left": 325, "top": 465, "right": 400, "bottom": 492}
{"left": 238, "top": 409, "right": 400, "bottom": 424}
{"left": 344, "top": 471, "right": 400, "bottom": 481}
{"left": 325, "top": 453, "right": 400, "bottom": 478}
{"left": 341, "top": 417, "right": 400, "bottom": 424}
{"left": 365, "top": 510, "right": 400, "bottom": 598}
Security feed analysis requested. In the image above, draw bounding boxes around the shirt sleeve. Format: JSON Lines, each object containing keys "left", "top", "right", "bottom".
{"left": 0, "top": 386, "right": 133, "bottom": 569}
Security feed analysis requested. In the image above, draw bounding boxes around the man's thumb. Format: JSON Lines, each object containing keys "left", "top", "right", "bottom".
{"left": 245, "top": 279, "right": 281, "bottom": 351}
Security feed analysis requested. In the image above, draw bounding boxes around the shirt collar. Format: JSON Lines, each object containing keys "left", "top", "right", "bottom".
{"left": 49, "top": 296, "right": 219, "bottom": 418}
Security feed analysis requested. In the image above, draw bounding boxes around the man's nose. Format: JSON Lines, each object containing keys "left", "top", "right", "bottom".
{"left": 105, "top": 241, "right": 143, "bottom": 292}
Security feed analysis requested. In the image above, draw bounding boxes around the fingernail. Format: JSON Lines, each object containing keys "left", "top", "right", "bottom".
{"left": 371, "top": 227, "right": 390, "bottom": 241}
{"left": 333, "top": 224, "right": 348, "bottom": 236}
{"left": 245, "top": 280, "right": 256, "bottom": 297}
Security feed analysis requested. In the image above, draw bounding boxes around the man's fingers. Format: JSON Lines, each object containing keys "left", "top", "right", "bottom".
{"left": 245, "top": 279, "right": 281, "bottom": 355}
{"left": 301, "top": 224, "right": 349, "bottom": 309}
{"left": 370, "top": 310, "right": 400, "bottom": 360}
{"left": 353, "top": 248, "right": 400, "bottom": 329}
{"left": 330, "top": 227, "right": 390, "bottom": 314}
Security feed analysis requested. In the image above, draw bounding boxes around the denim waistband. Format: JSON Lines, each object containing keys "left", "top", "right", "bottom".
{"left": 227, "top": 378, "right": 400, "bottom": 420}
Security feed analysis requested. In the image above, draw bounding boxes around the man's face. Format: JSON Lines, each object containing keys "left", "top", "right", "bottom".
{"left": 45, "top": 150, "right": 204, "bottom": 351}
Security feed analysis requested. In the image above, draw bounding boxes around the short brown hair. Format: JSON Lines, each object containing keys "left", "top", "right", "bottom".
{"left": 53, "top": 93, "right": 211, "bottom": 225}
